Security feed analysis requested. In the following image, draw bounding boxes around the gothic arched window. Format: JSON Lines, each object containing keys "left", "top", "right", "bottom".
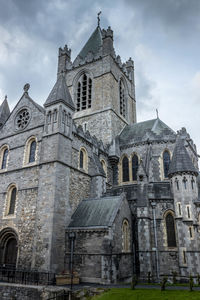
{"left": 132, "top": 154, "right": 138, "bottom": 181}
{"left": 166, "top": 213, "right": 176, "bottom": 247}
{"left": 7, "top": 186, "right": 17, "bottom": 216}
{"left": 29, "top": 140, "right": 36, "bottom": 163}
{"left": 122, "top": 219, "right": 130, "bottom": 252}
{"left": 79, "top": 147, "right": 88, "bottom": 172}
{"left": 0, "top": 228, "right": 18, "bottom": 267}
{"left": 119, "top": 79, "right": 126, "bottom": 118}
{"left": 24, "top": 137, "right": 37, "bottom": 165}
{"left": 163, "top": 150, "right": 170, "bottom": 178}
{"left": 1, "top": 147, "right": 9, "bottom": 169}
{"left": 122, "top": 156, "right": 129, "bottom": 182}
{"left": 76, "top": 73, "right": 92, "bottom": 111}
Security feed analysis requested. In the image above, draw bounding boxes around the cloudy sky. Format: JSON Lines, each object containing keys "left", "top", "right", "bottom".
{"left": 0, "top": 0, "right": 200, "bottom": 150}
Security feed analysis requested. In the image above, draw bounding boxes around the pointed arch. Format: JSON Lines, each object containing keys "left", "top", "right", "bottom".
{"left": 122, "top": 219, "right": 130, "bottom": 252}
{"left": 122, "top": 155, "right": 129, "bottom": 182}
{"left": 132, "top": 154, "right": 139, "bottom": 181}
{"left": 0, "top": 145, "right": 9, "bottom": 170}
{"left": 0, "top": 227, "right": 18, "bottom": 267}
{"left": 74, "top": 70, "right": 93, "bottom": 112}
{"left": 79, "top": 147, "right": 88, "bottom": 172}
{"left": 24, "top": 136, "right": 38, "bottom": 165}
{"left": 165, "top": 211, "right": 176, "bottom": 247}
{"left": 5, "top": 184, "right": 17, "bottom": 216}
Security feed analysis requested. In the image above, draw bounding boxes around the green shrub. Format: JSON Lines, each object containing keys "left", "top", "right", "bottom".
{"left": 161, "top": 276, "right": 168, "bottom": 291}
{"left": 189, "top": 275, "right": 194, "bottom": 292}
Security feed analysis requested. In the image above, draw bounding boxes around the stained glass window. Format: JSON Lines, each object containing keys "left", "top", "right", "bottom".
{"left": 163, "top": 151, "right": 170, "bottom": 178}
{"left": 29, "top": 141, "right": 36, "bottom": 163}
{"left": 122, "top": 156, "right": 129, "bottom": 182}
{"left": 132, "top": 154, "right": 138, "bottom": 181}
{"left": 1, "top": 148, "right": 8, "bottom": 169}
{"left": 8, "top": 187, "right": 16, "bottom": 215}
{"left": 166, "top": 213, "right": 176, "bottom": 247}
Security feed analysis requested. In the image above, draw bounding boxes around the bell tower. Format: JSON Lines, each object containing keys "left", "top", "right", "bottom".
{"left": 57, "top": 19, "right": 136, "bottom": 145}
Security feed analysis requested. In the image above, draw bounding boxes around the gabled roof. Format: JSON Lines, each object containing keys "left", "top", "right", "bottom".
{"left": 68, "top": 195, "right": 123, "bottom": 228}
{"left": 76, "top": 26, "right": 102, "bottom": 60}
{"left": 0, "top": 97, "right": 10, "bottom": 126}
{"left": 168, "top": 137, "right": 198, "bottom": 176}
{"left": 119, "top": 118, "right": 176, "bottom": 145}
{"left": 44, "top": 75, "right": 75, "bottom": 110}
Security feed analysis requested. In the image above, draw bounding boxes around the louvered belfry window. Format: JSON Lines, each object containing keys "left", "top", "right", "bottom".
{"left": 166, "top": 213, "right": 176, "bottom": 247}
{"left": 119, "top": 79, "right": 126, "bottom": 118}
{"left": 122, "top": 156, "right": 129, "bottom": 182}
{"left": 77, "top": 74, "right": 92, "bottom": 111}
{"left": 132, "top": 154, "right": 138, "bottom": 181}
{"left": 163, "top": 150, "right": 170, "bottom": 178}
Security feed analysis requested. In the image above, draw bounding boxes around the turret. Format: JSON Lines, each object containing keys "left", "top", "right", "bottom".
{"left": 44, "top": 74, "right": 75, "bottom": 137}
{"left": 57, "top": 45, "right": 72, "bottom": 76}
{"left": 0, "top": 96, "right": 10, "bottom": 129}
{"left": 102, "top": 26, "right": 114, "bottom": 56}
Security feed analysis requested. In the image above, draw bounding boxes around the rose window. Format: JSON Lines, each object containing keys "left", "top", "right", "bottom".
{"left": 16, "top": 109, "right": 30, "bottom": 130}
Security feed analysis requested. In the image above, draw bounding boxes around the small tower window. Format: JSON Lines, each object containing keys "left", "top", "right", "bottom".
{"left": 175, "top": 178, "right": 179, "bottom": 190}
{"left": 163, "top": 150, "right": 170, "bottom": 178}
{"left": 1, "top": 147, "right": 8, "bottom": 169}
{"left": 186, "top": 206, "right": 191, "bottom": 219}
{"left": 183, "top": 250, "right": 187, "bottom": 264}
{"left": 53, "top": 109, "right": 58, "bottom": 122}
{"left": 76, "top": 73, "right": 92, "bottom": 111}
{"left": 119, "top": 79, "right": 126, "bottom": 118}
{"left": 47, "top": 111, "right": 52, "bottom": 124}
{"left": 166, "top": 213, "right": 176, "bottom": 247}
{"left": 191, "top": 177, "right": 195, "bottom": 190}
{"left": 79, "top": 147, "right": 88, "bottom": 172}
{"left": 122, "top": 156, "right": 129, "bottom": 182}
{"left": 132, "top": 154, "right": 138, "bottom": 181}
{"left": 29, "top": 140, "right": 36, "bottom": 163}
{"left": 183, "top": 177, "right": 187, "bottom": 189}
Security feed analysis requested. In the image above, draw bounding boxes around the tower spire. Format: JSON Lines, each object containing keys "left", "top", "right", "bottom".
{"left": 97, "top": 11, "right": 101, "bottom": 27}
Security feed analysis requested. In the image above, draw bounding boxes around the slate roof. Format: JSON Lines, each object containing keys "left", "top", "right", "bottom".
{"left": 76, "top": 26, "right": 102, "bottom": 60}
{"left": 44, "top": 75, "right": 75, "bottom": 110}
{"left": 119, "top": 118, "right": 176, "bottom": 145}
{"left": 0, "top": 98, "right": 10, "bottom": 126}
{"left": 168, "top": 137, "right": 198, "bottom": 176}
{"left": 68, "top": 195, "right": 122, "bottom": 228}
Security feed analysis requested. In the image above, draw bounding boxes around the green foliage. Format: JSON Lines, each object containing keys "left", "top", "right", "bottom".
{"left": 189, "top": 274, "right": 194, "bottom": 292}
{"left": 131, "top": 275, "right": 138, "bottom": 290}
{"left": 172, "top": 271, "right": 177, "bottom": 284}
{"left": 147, "top": 271, "right": 151, "bottom": 284}
{"left": 197, "top": 273, "right": 200, "bottom": 286}
{"left": 91, "top": 288, "right": 200, "bottom": 300}
{"left": 160, "top": 276, "right": 168, "bottom": 291}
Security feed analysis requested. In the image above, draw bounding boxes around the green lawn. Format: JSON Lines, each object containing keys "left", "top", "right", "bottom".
{"left": 92, "top": 288, "right": 200, "bottom": 300}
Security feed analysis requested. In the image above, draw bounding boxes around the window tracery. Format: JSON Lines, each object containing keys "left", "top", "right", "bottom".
{"left": 76, "top": 73, "right": 92, "bottom": 111}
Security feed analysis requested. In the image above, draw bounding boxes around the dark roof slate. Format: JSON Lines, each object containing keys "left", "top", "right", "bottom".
{"left": 168, "top": 137, "right": 198, "bottom": 176}
{"left": 77, "top": 26, "right": 102, "bottom": 60}
{"left": 44, "top": 75, "right": 75, "bottom": 110}
{"left": 68, "top": 195, "right": 122, "bottom": 228}
{"left": 119, "top": 118, "right": 176, "bottom": 145}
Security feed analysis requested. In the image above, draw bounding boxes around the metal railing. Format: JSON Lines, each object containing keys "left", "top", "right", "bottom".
{"left": 0, "top": 264, "right": 56, "bottom": 286}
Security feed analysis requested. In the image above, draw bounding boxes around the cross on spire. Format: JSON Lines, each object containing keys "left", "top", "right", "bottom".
{"left": 156, "top": 108, "right": 159, "bottom": 119}
{"left": 97, "top": 11, "right": 101, "bottom": 27}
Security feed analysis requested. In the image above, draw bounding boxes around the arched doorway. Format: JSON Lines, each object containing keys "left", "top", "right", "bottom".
{"left": 0, "top": 228, "right": 18, "bottom": 268}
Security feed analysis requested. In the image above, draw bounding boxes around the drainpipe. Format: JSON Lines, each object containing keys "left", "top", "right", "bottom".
{"left": 151, "top": 202, "right": 160, "bottom": 281}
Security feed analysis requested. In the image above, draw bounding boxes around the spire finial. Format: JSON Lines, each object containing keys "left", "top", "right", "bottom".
{"left": 156, "top": 109, "right": 159, "bottom": 119}
{"left": 4, "top": 95, "right": 7, "bottom": 101}
{"left": 23, "top": 83, "right": 30, "bottom": 94}
{"left": 97, "top": 11, "right": 101, "bottom": 27}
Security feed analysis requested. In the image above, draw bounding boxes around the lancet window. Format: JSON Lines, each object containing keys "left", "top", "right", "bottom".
{"left": 166, "top": 212, "right": 176, "bottom": 247}
{"left": 163, "top": 150, "right": 170, "bottom": 178}
{"left": 122, "top": 156, "right": 129, "bottom": 182}
{"left": 132, "top": 154, "right": 138, "bottom": 181}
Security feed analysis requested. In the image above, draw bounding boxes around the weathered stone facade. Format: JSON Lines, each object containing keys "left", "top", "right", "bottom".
{"left": 0, "top": 22, "right": 200, "bottom": 287}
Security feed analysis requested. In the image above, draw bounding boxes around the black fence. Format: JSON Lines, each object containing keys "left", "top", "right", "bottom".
{"left": 0, "top": 264, "right": 56, "bottom": 286}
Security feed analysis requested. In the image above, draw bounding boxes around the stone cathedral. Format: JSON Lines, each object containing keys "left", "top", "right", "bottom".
{"left": 0, "top": 21, "right": 200, "bottom": 284}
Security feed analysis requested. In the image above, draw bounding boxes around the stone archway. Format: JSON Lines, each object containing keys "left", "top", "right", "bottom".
{"left": 0, "top": 228, "right": 18, "bottom": 268}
